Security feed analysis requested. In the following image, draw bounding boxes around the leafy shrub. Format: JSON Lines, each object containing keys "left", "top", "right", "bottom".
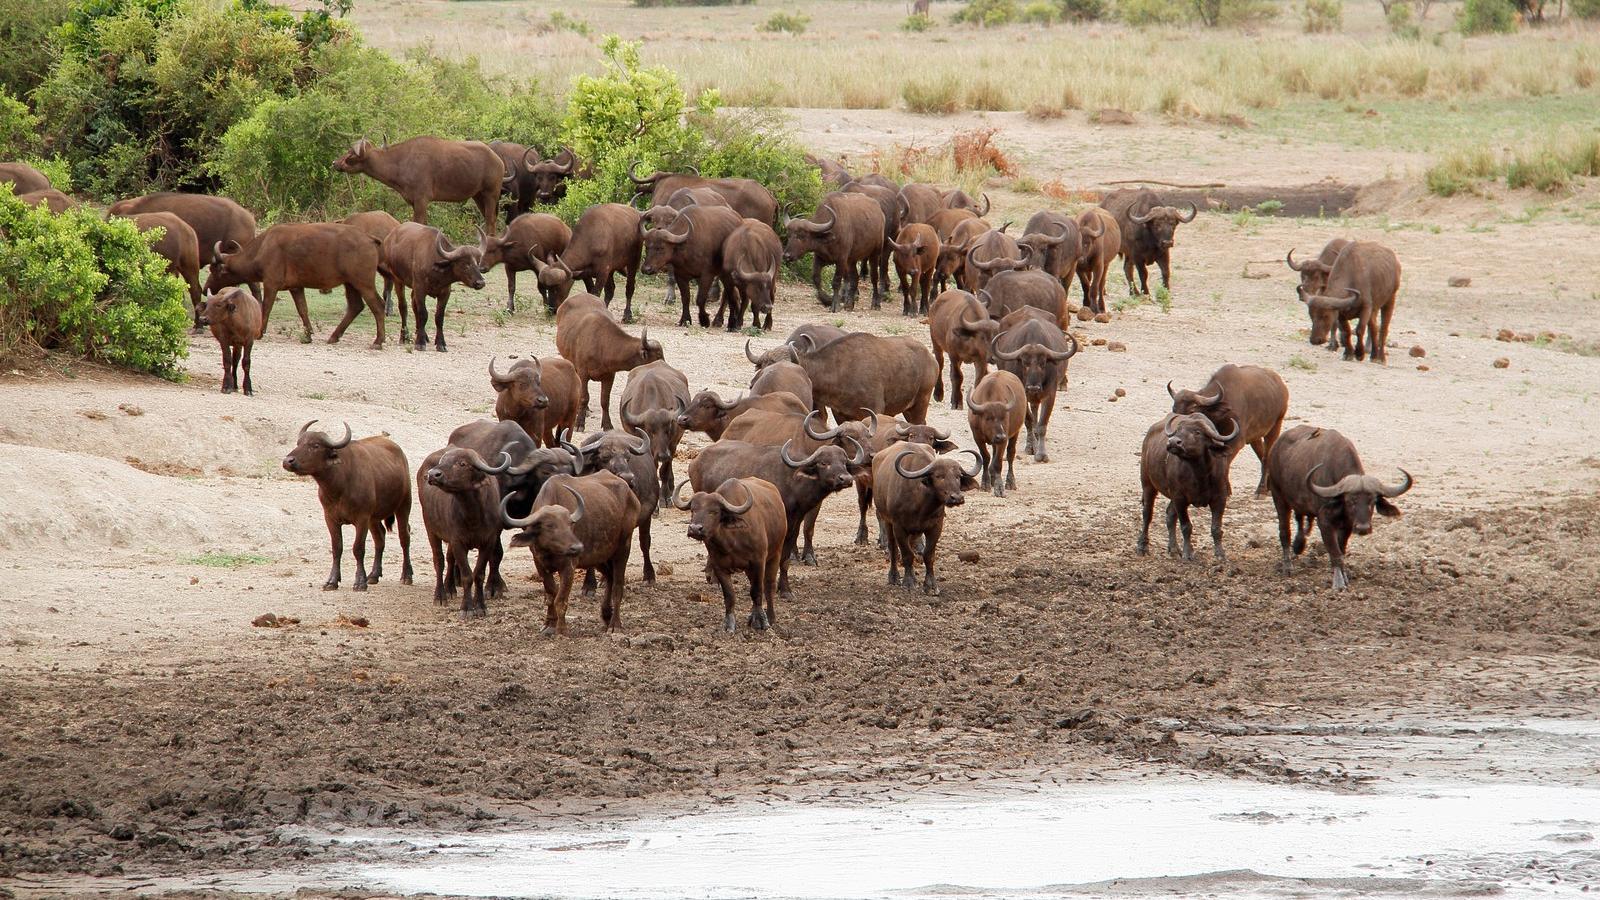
{"left": 1424, "top": 146, "right": 1498, "bottom": 195}
{"left": 1022, "top": 1, "right": 1060, "bottom": 22}
{"left": 549, "top": 10, "right": 591, "bottom": 35}
{"left": 954, "top": 0, "right": 1022, "bottom": 25}
{"left": 901, "top": 12, "right": 934, "bottom": 29}
{"left": 0, "top": 88, "right": 38, "bottom": 158}
{"left": 760, "top": 10, "right": 810, "bottom": 32}
{"left": 903, "top": 76, "right": 962, "bottom": 114}
{"left": 1120, "top": 0, "right": 1191, "bottom": 25}
{"left": 0, "top": 186, "right": 188, "bottom": 375}
{"left": 1058, "top": 0, "right": 1111, "bottom": 19}
{"left": 1386, "top": 1, "right": 1421, "bottom": 36}
{"left": 1302, "top": 0, "right": 1342, "bottom": 31}
{"left": 1196, "top": 0, "right": 1279, "bottom": 26}
{"left": 0, "top": 0, "right": 71, "bottom": 97}
{"left": 1458, "top": 0, "right": 1516, "bottom": 33}
{"left": 1574, "top": 0, "right": 1600, "bottom": 18}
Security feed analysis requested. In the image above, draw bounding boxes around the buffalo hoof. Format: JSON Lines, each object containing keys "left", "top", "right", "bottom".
{"left": 400, "top": 572, "right": 414, "bottom": 586}
{"left": 1135, "top": 539, "right": 1149, "bottom": 557}
{"left": 723, "top": 614, "right": 738, "bottom": 633}
{"left": 886, "top": 570, "right": 899, "bottom": 586}
{"left": 1034, "top": 452, "right": 1050, "bottom": 464}
{"left": 1213, "top": 547, "right": 1227, "bottom": 562}
{"left": 923, "top": 580, "right": 940, "bottom": 596}
{"left": 243, "top": 387, "right": 254, "bottom": 396}
{"left": 902, "top": 574, "right": 920, "bottom": 592}
{"left": 853, "top": 529, "right": 868, "bottom": 545}
{"left": 801, "top": 549, "right": 818, "bottom": 566}
{"left": 433, "top": 590, "right": 449, "bottom": 606}
{"left": 1279, "top": 558, "right": 1294, "bottom": 576}
{"left": 435, "top": 344, "right": 448, "bottom": 353}
{"left": 992, "top": 486, "right": 1005, "bottom": 499}
{"left": 1331, "top": 567, "right": 1350, "bottom": 590}
{"left": 325, "top": 336, "right": 341, "bottom": 345}
{"left": 1005, "top": 476, "right": 1016, "bottom": 490}
{"left": 749, "top": 610, "right": 769, "bottom": 630}
{"left": 461, "top": 607, "right": 485, "bottom": 621}
{"left": 322, "top": 580, "right": 339, "bottom": 591}
{"left": 541, "top": 625, "right": 558, "bottom": 637}
{"left": 352, "top": 579, "right": 368, "bottom": 592}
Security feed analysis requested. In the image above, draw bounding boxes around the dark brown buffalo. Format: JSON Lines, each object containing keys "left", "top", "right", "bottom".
{"left": 979, "top": 268, "right": 1072, "bottom": 331}
{"left": 966, "top": 370, "right": 1026, "bottom": 497}
{"left": 964, "top": 228, "right": 1029, "bottom": 292}
{"left": 417, "top": 446, "right": 508, "bottom": 618}
{"left": 674, "top": 477, "right": 788, "bottom": 632}
{"left": 1267, "top": 425, "right": 1412, "bottom": 590}
{"left": 928, "top": 208, "right": 981, "bottom": 243}
{"left": 641, "top": 205, "right": 743, "bottom": 328}
{"left": 1285, "top": 239, "right": 1351, "bottom": 351}
{"left": 381, "top": 223, "right": 493, "bottom": 351}
{"left": 849, "top": 417, "right": 955, "bottom": 547}
{"left": 129, "top": 212, "right": 203, "bottom": 326}
{"left": 942, "top": 190, "right": 991, "bottom": 216}
{"left": 678, "top": 390, "right": 809, "bottom": 441}
{"left": 521, "top": 146, "right": 588, "bottom": 204}
{"left": 620, "top": 360, "right": 691, "bottom": 507}
{"left": 688, "top": 435, "right": 864, "bottom": 587}
{"left": 1075, "top": 208, "right": 1121, "bottom": 314}
{"left": 108, "top": 192, "right": 258, "bottom": 283}
{"left": 1101, "top": 188, "right": 1196, "bottom": 296}
{"left": 1301, "top": 240, "right": 1401, "bottom": 364}
{"left": 477, "top": 212, "right": 570, "bottom": 314}
{"left": 895, "top": 183, "right": 943, "bottom": 227}
{"left": 627, "top": 162, "right": 778, "bottom": 225}
{"left": 935, "top": 217, "right": 989, "bottom": 294}
{"left": 854, "top": 172, "right": 898, "bottom": 191}
{"left": 641, "top": 188, "right": 732, "bottom": 317}
{"left": 873, "top": 443, "right": 981, "bottom": 595}
{"left": 747, "top": 359, "right": 814, "bottom": 408}
{"left": 1137, "top": 413, "right": 1238, "bottom": 561}
{"left": 554, "top": 293, "right": 664, "bottom": 431}
{"left": 340, "top": 210, "right": 402, "bottom": 310}
{"left": 787, "top": 330, "right": 937, "bottom": 424}
{"left": 489, "top": 140, "right": 538, "bottom": 226}
{"left": 17, "top": 189, "right": 74, "bottom": 213}
{"left": 539, "top": 203, "right": 643, "bottom": 320}
{"left": 446, "top": 418, "right": 580, "bottom": 544}
{"left": 198, "top": 288, "right": 261, "bottom": 396}
{"left": 723, "top": 218, "right": 783, "bottom": 332}
{"left": 784, "top": 192, "right": 886, "bottom": 312}
{"left": 207, "top": 223, "right": 385, "bottom": 346}
{"left": 927, "top": 289, "right": 999, "bottom": 409}
{"left": 1169, "top": 364, "right": 1289, "bottom": 496}
{"left": 501, "top": 471, "right": 639, "bottom": 635}
{"left": 888, "top": 223, "right": 940, "bottom": 316}
{"left": 282, "top": 421, "right": 413, "bottom": 591}
{"left": 744, "top": 325, "right": 847, "bottom": 373}
{"left": 334, "top": 136, "right": 503, "bottom": 229}
{"left": 1019, "top": 211, "right": 1092, "bottom": 295}
{"left": 0, "top": 162, "right": 50, "bottom": 194}
{"left": 993, "top": 312, "right": 1078, "bottom": 462}
{"left": 575, "top": 428, "right": 658, "bottom": 584}
{"left": 843, "top": 180, "right": 900, "bottom": 299}
{"left": 490, "top": 355, "right": 582, "bottom": 448}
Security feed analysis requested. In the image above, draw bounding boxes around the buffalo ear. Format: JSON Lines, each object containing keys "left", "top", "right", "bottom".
{"left": 1376, "top": 497, "right": 1402, "bottom": 518}
{"left": 509, "top": 531, "right": 533, "bottom": 548}
{"left": 225, "top": 299, "right": 237, "bottom": 312}
{"left": 721, "top": 511, "right": 745, "bottom": 528}
{"left": 434, "top": 258, "right": 453, "bottom": 269}
{"left": 934, "top": 439, "right": 957, "bottom": 452}
{"left": 960, "top": 474, "right": 980, "bottom": 491}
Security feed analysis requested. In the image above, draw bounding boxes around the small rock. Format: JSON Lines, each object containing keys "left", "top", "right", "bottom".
{"left": 628, "top": 632, "right": 676, "bottom": 651}
{"left": 118, "top": 403, "right": 144, "bottom": 416}
{"left": 957, "top": 550, "right": 980, "bottom": 564}
{"left": 1076, "top": 307, "right": 1094, "bottom": 322}
{"left": 1417, "top": 364, "right": 1430, "bottom": 372}
{"left": 1541, "top": 832, "right": 1594, "bottom": 844}
{"left": 1409, "top": 345, "right": 1425, "bottom": 358}
{"left": 1107, "top": 341, "right": 1127, "bottom": 352}
{"left": 252, "top": 613, "right": 278, "bottom": 628}
{"left": 1496, "top": 328, "right": 1516, "bottom": 342}
{"left": 1114, "top": 388, "right": 1126, "bottom": 397}
{"left": 81, "top": 409, "right": 108, "bottom": 421}
{"left": 1448, "top": 276, "right": 1471, "bottom": 288}
{"left": 686, "top": 592, "right": 708, "bottom": 603}
{"left": 1092, "top": 338, "right": 1108, "bottom": 346}
{"left": 189, "top": 576, "right": 199, "bottom": 585}
{"left": 1093, "top": 312, "right": 1112, "bottom": 324}
{"left": 108, "top": 824, "right": 136, "bottom": 841}
{"left": 1493, "top": 357, "right": 1510, "bottom": 369}
{"left": 1107, "top": 394, "right": 1119, "bottom": 402}
{"left": 1068, "top": 304, "right": 1083, "bottom": 314}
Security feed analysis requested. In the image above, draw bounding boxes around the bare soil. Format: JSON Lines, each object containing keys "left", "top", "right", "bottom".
{"left": 3, "top": 119, "right": 1599, "bottom": 886}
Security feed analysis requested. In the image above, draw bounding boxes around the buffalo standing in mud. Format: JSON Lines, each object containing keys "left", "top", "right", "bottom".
{"left": 674, "top": 478, "right": 788, "bottom": 632}
{"left": 1168, "top": 364, "right": 1289, "bottom": 496}
{"left": 1137, "top": 413, "right": 1239, "bottom": 562}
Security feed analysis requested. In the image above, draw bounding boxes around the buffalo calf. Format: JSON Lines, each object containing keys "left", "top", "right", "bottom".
{"left": 199, "top": 288, "right": 261, "bottom": 395}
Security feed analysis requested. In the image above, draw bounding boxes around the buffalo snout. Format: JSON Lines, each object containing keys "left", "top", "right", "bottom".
{"left": 686, "top": 523, "right": 706, "bottom": 541}
{"left": 944, "top": 494, "right": 965, "bottom": 508}
{"left": 282, "top": 456, "right": 298, "bottom": 473}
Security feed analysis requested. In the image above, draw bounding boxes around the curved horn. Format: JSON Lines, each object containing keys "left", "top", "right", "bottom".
{"left": 554, "top": 147, "right": 575, "bottom": 174}
{"left": 1285, "top": 248, "right": 1308, "bottom": 272}
{"left": 713, "top": 391, "right": 743, "bottom": 411}
{"left": 977, "top": 193, "right": 991, "bottom": 216}
{"left": 992, "top": 331, "right": 1025, "bottom": 361}
{"left": 1306, "top": 287, "right": 1362, "bottom": 313}
{"left": 564, "top": 484, "right": 586, "bottom": 524}
{"left": 1039, "top": 221, "right": 1070, "bottom": 246}
{"left": 620, "top": 398, "right": 642, "bottom": 429}
{"left": 671, "top": 481, "right": 694, "bottom": 510}
{"left": 472, "top": 450, "right": 513, "bottom": 474}
{"left": 435, "top": 231, "right": 453, "bottom": 258}
{"left": 957, "top": 449, "right": 983, "bottom": 478}
{"left": 844, "top": 434, "right": 868, "bottom": 467}
{"left": 780, "top": 439, "right": 824, "bottom": 469}
{"left": 1178, "top": 202, "right": 1198, "bottom": 223}
{"left": 297, "top": 419, "right": 317, "bottom": 441}
{"left": 1379, "top": 469, "right": 1413, "bottom": 498}
{"left": 892, "top": 449, "right": 935, "bottom": 480}
{"left": 663, "top": 214, "right": 692, "bottom": 244}
{"left": 520, "top": 146, "right": 539, "bottom": 173}
{"left": 327, "top": 422, "right": 352, "bottom": 449}
{"left": 628, "top": 160, "right": 653, "bottom": 186}
{"left": 626, "top": 429, "right": 651, "bottom": 456}
{"left": 213, "top": 240, "right": 227, "bottom": 260}
{"left": 1199, "top": 416, "right": 1239, "bottom": 444}
{"left": 858, "top": 410, "right": 877, "bottom": 440}
{"left": 1307, "top": 463, "right": 1342, "bottom": 499}
{"left": 803, "top": 410, "right": 842, "bottom": 440}
{"left": 931, "top": 424, "right": 952, "bottom": 441}
{"left": 629, "top": 191, "right": 646, "bottom": 209}
{"left": 1080, "top": 215, "right": 1104, "bottom": 239}
{"left": 894, "top": 423, "right": 912, "bottom": 437}
{"left": 812, "top": 206, "right": 837, "bottom": 234}
{"left": 745, "top": 339, "right": 763, "bottom": 365}
{"left": 714, "top": 478, "right": 754, "bottom": 515}
{"left": 1129, "top": 207, "right": 1154, "bottom": 225}
{"left": 500, "top": 490, "right": 536, "bottom": 528}
{"left": 1163, "top": 414, "right": 1180, "bottom": 437}
{"left": 998, "top": 221, "right": 1012, "bottom": 234}
{"left": 1046, "top": 332, "right": 1080, "bottom": 362}
{"left": 489, "top": 356, "right": 513, "bottom": 385}
{"left": 1193, "top": 387, "right": 1222, "bottom": 407}
{"left": 1166, "top": 380, "right": 1178, "bottom": 401}
{"left": 960, "top": 307, "right": 998, "bottom": 333}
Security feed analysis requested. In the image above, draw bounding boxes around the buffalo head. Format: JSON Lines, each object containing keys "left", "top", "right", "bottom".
{"left": 282, "top": 420, "right": 352, "bottom": 477}
{"left": 1160, "top": 412, "right": 1237, "bottom": 462}
{"left": 1127, "top": 202, "right": 1197, "bottom": 250}
{"left": 674, "top": 478, "right": 755, "bottom": 544}
{"left": 1308, "top": 464, "right": 1411, "bottom": 536}
{"left": 502, "top": 484, "right": 586, "bottom": 556}
{"left": 892, "top": 448, "right": 981, "bottom": 508}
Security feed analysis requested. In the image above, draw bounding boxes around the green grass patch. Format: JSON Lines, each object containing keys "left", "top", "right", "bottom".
{"left": 187, "top": 551, "right": 272, "bottom": 568}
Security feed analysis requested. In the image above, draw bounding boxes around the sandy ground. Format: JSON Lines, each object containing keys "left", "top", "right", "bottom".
{"left": 2, "top": 122, "right": 1599, "bottom": 885}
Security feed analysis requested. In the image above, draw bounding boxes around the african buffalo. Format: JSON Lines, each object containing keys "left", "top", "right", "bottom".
{"left": 993, "top": 312, "right": 1078, "bottom": 462}
{"left": 889, "top": 223, "right": 940, "bottom": 316}
{"left": 927, "top": 289, "right": 999, "bottom": 409}
{"left": 966, "top": 370, "right": 1026, "bottom": 497}
{"left": 538, "top": 203, "right": 643, "bottom": 320}
{"left": 620, "top": 360, "right": 691, "bottom": 507}
{"left": 334, "top": 136, "right": 503, "bottom": 229}
{"left": 1169, "top": 364, "right": 1289, "bottom": 496}
{"left": 895, "top": 183, "right": 943, "bottom": 227}
{"left": 1285, "top": 239, "right": 1351, "bottom": 351}
{"left": 0, "top": 162, "right": 50, "bottom": 194}
{"left": 554, "top": 293, "right": 664, "bottom": 431}
{"left": 787, "top": 330, "right": 937, "bottom": 424}
{"left": 784, "top": 192, "right": 886, "bottom": 312}
{"left": 128, "top": 212, "right": 203, "bottom": 327}
{"left": 502, "top": 472, "right": 640, "bottom": 635}
{"left": 207, "top": 223, "right": 385, "bottom": 346}
{"left": 963, "top": 228, "right": 1029, "bottom": 292}
{"left": 418, "top": 446, "right": 508, "bottom": 617}
{"left": 1018, "top": 211, "right": 1090, "bottom": 296}
{"left": 198, "top": 288, "right": 261, "bottom": 396}
{"left": 575, "top": 428, "right": 659, "bottom": 584}
{"left": 628, "top": 162, "right": 778, "bottom": 225}
{"left": 490, "top": 355, "right": 582, "bottom": 448}
{"left": 979, "top": 268, "right": 1071, "bottom": 331}
{"left": 744, "top": 324, "right": 846, "bottom": 373}
{"left": 678, "top": 390, "right": 809, "bottom": 441}
{"left": 1101, "top": 188, "right": 1196, "bottom": 297}
{"left": 282, "top": 421, "right": 413, "bottom": 591}
{"left": 674, "top": 477, "right": 788, "bottom": 632}
{"left": 723, "top": 218, "right": 783, "bottom": 332}
{"left": 482, "top": 212, "right": 570, "bottom": 314}
{"left": 1137, "top": 413, "right": 1238, "bottom": 562}
{"left": 381, "top": 223, "right": 494, "bottom": 351}
{"left": 641, "top": 204, "right": 742, "bottom": 328}
{"left": 873, "top": 443, "right": 981, "bottom": 595}
{"left": 1074, "top": 208, "right": 1120, "bottom": 314}
{"left": 1301, "top": 241, "right": 1401, "bottom": 364}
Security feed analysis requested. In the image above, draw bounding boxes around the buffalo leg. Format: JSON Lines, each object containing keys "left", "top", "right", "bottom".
{"left": 799, "top": 506, "right": 821, "bottom": 565}
{"left": 1274, "top": 494, "right": 1294, "bottom": 575}
{"left": 1175, "top": 503, "right": 1195, "bottom": 561}
{"left": 1339, "top": 317, "right": 1356, "bottom": 361}
{"left": 576, "top": 379, "right": 592, "bottom": 431}
{"left": 601, "top": 271, "right": 617, "bottom": 312}
{"left": 715, "top": 569, "right": 739, "bottom": 633}
{"left": 240, "top": 343, "right": 254, "bottom": 396}
{"left": 975, "top": 440, "right": 992, "bottom": 492}
{"left": 598, "top": 374, "right": 615, "bottom": 431}
{"left": 989, "top": 441, "right": 1005, "bottom": 498}
{"left": 721, "top": 275, "right": 739, "bottom": 332}
{"left": 1136, "top": 484, "right": 1156, "bottom": 556}
{"left": 1157, "top": 251, "right": 1171, "bottom": 290}
{"left": 351, "top": 521, "right": 371, "bottom": 591}
{"left": 487, "top": 542, "right": 505, "bottom": 600}
{"left": 432, "top": 288, "right": 450, "bottom": 352}
{"left": 468, "top": 547, "right": 491, "bottom": 617}
{"left": 778, "top": 516, "right": 800, "bottom": 598}
{"left": 1035, "top": 398, "right": 1057, "bottom": 463}
{"left": 675, "top": 273, "right": 694, "bottom": 327}
{"left": 328, "top": 285, "right": 364, "bottom": 345}
{"left": 429, "top": 532, "right": 449, "bottom": 604}
{"left": 287, "top": 287, "right": 314, "bottom": 341}
{"left": 604, "top": 547, "right": 630, "bottom": 632}
{"left": 548, "top": 567, "right": 573, "bottom": 636}
{"left": 256, "top": 288, "right": 278, "bottom": 339}
{"left": 658, "top": 460, "right": 674, "bottom": 511}
{"left": 920, "top": 520, "right": 943, "bottom": 595}
{"left": 932, "top": 346, "right": 946, "bottom": 403}
{"left": 896, "top": 529, "right": 920, "bottom": 592}
{"left": 323, "top": 515, "right": 344, "bottom": 590}
{"left": 1292, "top": 513, "right": 1310, "bottom": 556}
{"left": 746, "top": 563, "right": 769, "bottom": 630}
{"left": 1366, "top": 310, "right": 1383, "bottom": 364}
{"left": 1023, "top": 405, "right": 1037, "bottom": 455}
{"left": 394, "top": 283, "right": 410, "bottom": 343}
{"left": 1317, "top": 514, "right": 1350, "bottom": 590}
{"left": 1124, "top": 257, "right": 1139, "bottom": 296}
{"left": 898, "top": 268, "right": 913, "bottom": 316}
{"left": 639, "top": 516, "right": 655, "bottom": 585}
{"left": 1208, "top": 498, "right": 1226, "bottom": 562}
{"left": 1376, "top": 302, "right": 1394, "bottom": 364}
{"left": 854, "top": 478, "right": 872, "bottom": 545}
{"left": 363, "top": 284, "right": 386, "bottom": 348}
{"left": 505, "top": 268, "right": 518, "bottom": 314}
{"left": 1004, "top": 433, "right": 1018, "bottom": 492}
{"left": 949, "top": 358, "right": 964, "bottom": 410}
{"left": 764, "top": 546, "right": 781, "bottom": 626}
{"left": 811, "top": 258, "right": 829, "bottom": 306}
{"left": 883, "top": 520, "right": 903, "bottom": 586}
{"left": 1163, "top": 500, "right": 1181, "bottom": 557}
{"left": 219, "top": 344, "right": 236, "bottom": 394}
{"left": 582, "top": 567, "right": 597, "bottom": 598}
{"left": 694, "top": 275, "right": 712, "bottom": 328}
{"left": 368, "top": 515, "right": 386, "bottom": 583}
{"left": 411, "top": 291, "right": 429, "bottom": 350}
{"left": 396, "top": 508, "right": 414, "bottom": 585}
{"left": 829, "top": 263, "right": 845, "bottom": 313}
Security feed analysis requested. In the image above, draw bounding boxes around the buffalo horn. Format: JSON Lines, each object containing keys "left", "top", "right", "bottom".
{"left": 500, "top": 491, "right": 537, "bottom": 528}
{"left": 715, "top": 478, "right": 754, "bottom": 514}
{"left": 1199, "top": 416, "right": 1239, "bottom": 444}
{"left": 671, "top": 481, "right": 694, "bottom": 510}
{"left": 564, "top": 485, "right": 586, "bottom": 524}
{"left": 1178, "top": 202, "right": 1198, "bottom": 223}
{"left": 803, "top": 410, "right": 842, "bottom": 440}
{"left": 1379, "top": 469, "right": 1414, "bottom": 498}
{"left": 892, "top": 449, "right": 934, "bottom": 480}
{"left": 327, "top": 421, "right": 352, "bottom": 449}
{"left": 1306, "top": 287, "right": 1362, "bottom": 312}
{"left": 957, "top": 449, "right": 983, "bottom": 478}
{"left": 780, "top": 439, "right": 823, "bottom": 468}
{"left": 472, "top": 450, "right": 513, "bottom": 475}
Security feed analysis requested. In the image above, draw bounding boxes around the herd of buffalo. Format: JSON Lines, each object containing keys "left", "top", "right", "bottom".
{"left": 3, "top": 137, "right": 1413, "bottom": 632}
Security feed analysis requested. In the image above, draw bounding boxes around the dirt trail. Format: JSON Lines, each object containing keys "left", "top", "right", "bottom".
{"left": 3, "top": 140, "right": 1599, "bottom": 881}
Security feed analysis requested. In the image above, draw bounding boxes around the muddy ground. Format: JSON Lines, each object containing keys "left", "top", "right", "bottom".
{"left": 2, "top": 113, "right": 1599, "bottom": 888}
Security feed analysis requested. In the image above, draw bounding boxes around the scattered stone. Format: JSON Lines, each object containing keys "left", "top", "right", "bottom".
{"left": 1107, "top": 341, "right": 1127, "bottom": 352}
{"left": 108, "top": 824, "right": 136, "bottom": 841}
{"left": 628, "top": 632, "right": 676, "bottom": 651}
{"left": 251, "top": 613, "right": 300, "bottom": 628}
{"left": 1094, "top": 312, "right": 1112, "bottom": 324}
{"left": 1496, "top": 328, "right": 1515, "bottom": 342}
{"left": 686, "top": 592, "right": 709, "bottom": 603}
{"left": 1493, "top": 357, "right": 1510, "bottom": 369}
{"left": 1055, "top": 708, "right": 1097, "bottom": 729}
{"left": 957, "top": 550, "right": 981, "bottom": 564}
{"left": 1409, "top": 345, "right": 1425, "bottom": 358}
{"left": 1447, "top": 276, "right": 1471, "bottom": 288}
{"left": 332, "top": 614, "right": 369, "bottom": 628}
{"left": 1107, "top": 394, "right": 1119, "bottom": 402}
{"left": 1114, "top": 388, "right": 1126, "bottom": 397}
{"left": 1542, "top": 832, "right": 1594, "bottom": 844}
{"left": 1092, "top": 338, "right": 1108, "bottom": 346}
{"left": 189, "top": 576, "right": 199, "bottom": 585}
{"left": 1417, "top": 364, "right": 1430, "bottom": 372}
{"left": 81, "top": 409, "right": 107, "bottom": 421}
{"left": 118, "top": 403, "right": 144, "bottom": 416}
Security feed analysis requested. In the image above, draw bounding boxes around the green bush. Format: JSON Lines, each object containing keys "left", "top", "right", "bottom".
{"left": 1301, "top": 0, "right": 1342, "bottom": 31}
{"left": 0, "top": 0, "right": 72, "bottom": 98}
{"left": 1194, "top": 0, "right": 1279, "bottom": 26}
{"left": 548, "top": 10, "right": 591, "bottom": 35}
{"left": 0, "top": 186, "right": 188, "bottom": 375}
{"left": 1386, "top": 1, "right": 1421, "bottom": 36}
{"left": 1120, "top": 0, "right": 1191, "bottom": 25}
{"left": 903, "top": 75, "right": 963, "bottom": 113}
{"left": 954, "top": 0, "right": 1022, "bottom": 25}
{"left": 0, "top": 87, "right": 38, "bottom": 158}
{"left": 901, "top": 12, "right": 935, "bottom": 29}
{"left": 759, "top": 10, "right": 811, "bottom": 33}
{"left": 1574, "top": 0, "right": 1600, "bottom": 18}
{"left": 1058, "top": 0, "right": 1111, "bottom": 20}
{"left": 1458, "top": 0, "right": 1516, "bottom": 33}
